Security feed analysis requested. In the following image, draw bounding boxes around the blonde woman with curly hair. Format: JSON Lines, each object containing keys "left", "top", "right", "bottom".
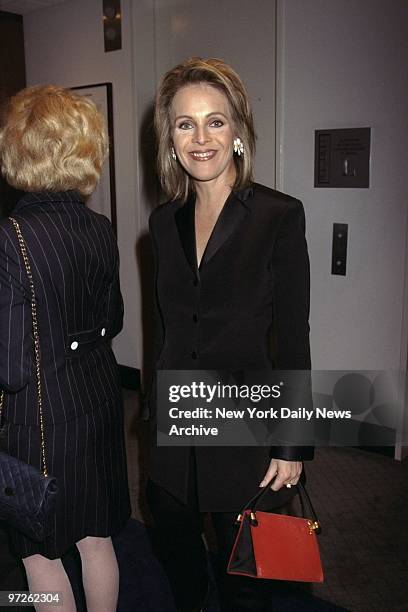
{"left": 0, "top": 85, "right": 130, "bottom": 612}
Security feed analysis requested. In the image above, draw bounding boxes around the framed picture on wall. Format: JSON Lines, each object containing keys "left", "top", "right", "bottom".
{"left": 71, "top": 82, "right": 117, "bottom": 231}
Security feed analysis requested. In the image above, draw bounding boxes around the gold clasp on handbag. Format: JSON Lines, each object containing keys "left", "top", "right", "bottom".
{"left": 235, "top": 513, "right": 243, "bottom": 524}
{"left": 307, "top": 520, "right": 320, "bottom": 535}
{"left": 250, "top": 512, "right": 258, "bottom": 527}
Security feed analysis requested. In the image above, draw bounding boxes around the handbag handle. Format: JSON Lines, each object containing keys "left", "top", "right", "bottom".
{"left": 236, "top": 479, "right": 321, "bottom": 534}
{"left": 0, "top": 217, "right": 49, "bottom": 477}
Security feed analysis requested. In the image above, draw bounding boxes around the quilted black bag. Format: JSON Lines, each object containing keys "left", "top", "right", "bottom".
{"left": 0, "top": 217, "right": 58, "bottom": 542}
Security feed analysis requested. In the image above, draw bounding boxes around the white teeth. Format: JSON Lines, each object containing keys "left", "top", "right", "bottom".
{"left": 190, "top": 151, "right": 214, "bottom": 159}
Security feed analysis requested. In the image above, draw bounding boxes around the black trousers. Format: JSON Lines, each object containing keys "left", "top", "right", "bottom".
{"left": 147, "top": 453, "right": 280, "bottom": 612}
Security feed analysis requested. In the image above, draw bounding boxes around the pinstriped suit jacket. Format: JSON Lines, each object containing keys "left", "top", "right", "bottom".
{"left": 0, "top": 191, "right": 123, "bottom": 426}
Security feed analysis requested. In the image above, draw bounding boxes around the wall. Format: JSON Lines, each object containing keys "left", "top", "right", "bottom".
{"left": 0, "top": 10, "right": 26, "bottom": 217}
{"left": 23, "top": 0, "right": 141, "bottom": 368}
{"left": 0, "top": 10, "right": 25, "bottom": 100}
{"left": 278, "top": 0, "right": 408, "bottom": 370}
{"left": 278, "top": 0, "right": 408, "bottom": 457}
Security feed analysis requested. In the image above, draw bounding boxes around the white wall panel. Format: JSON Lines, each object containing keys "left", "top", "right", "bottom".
{"left": 279, "top": 0, "right": 408, "bottom": 371}
{"left": 278, "top": 0, "right": 408, "bottom": 457}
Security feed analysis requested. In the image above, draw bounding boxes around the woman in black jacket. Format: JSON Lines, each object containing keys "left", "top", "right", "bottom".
{"left": 148, "top": 57, "right": 312, "bottom": 612}
{"left": 0, "top": 85, "right": 130, "bottom": 612}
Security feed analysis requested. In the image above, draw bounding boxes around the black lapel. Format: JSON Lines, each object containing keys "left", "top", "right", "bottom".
{"left": 200, "top": 187, "right": 252, "bottom": 268}
{"left": 174, "top": 194, "right": 199, "bottom": 277}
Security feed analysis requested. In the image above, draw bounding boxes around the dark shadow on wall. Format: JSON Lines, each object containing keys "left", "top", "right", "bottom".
{"left": 139, "top": 103, "right": 160, "bottom": 215}
{"left": 136, "top": 103, "right": 164, "bottom": 397}
{"left": 136, "top": 231, "right": 154, "bottom": 403}
{"left": 132, "top": 105, "right": 157, "bottom": 526}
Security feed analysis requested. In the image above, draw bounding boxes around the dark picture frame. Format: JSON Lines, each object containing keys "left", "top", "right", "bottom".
{"left": 71, "top": 82, "right": 117, "bottom": 232}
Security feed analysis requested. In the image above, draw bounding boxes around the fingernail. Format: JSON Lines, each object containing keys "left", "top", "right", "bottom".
{"left": 259, "top": 481, "right": 266, "bottom": 487}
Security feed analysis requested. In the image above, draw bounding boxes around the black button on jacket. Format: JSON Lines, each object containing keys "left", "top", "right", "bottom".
{"left": 149, "top": 183, "right": 312, "bottom": 512}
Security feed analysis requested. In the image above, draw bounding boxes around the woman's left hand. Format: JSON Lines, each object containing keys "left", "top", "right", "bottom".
{"left": 259, "top": 458, "right": 302, "bottom": 491}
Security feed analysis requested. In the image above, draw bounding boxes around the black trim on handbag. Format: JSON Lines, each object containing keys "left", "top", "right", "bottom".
{"left": 227, "top": 480, "right": 324, "bottom": 582}
{"left": 0, "top": 217, "right": 58, "bottom": 542}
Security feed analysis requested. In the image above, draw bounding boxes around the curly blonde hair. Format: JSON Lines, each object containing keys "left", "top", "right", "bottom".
{"left": 0, "top": 85, "right": 108, "bottom": 196}
{"left": 154, "top": 57, "right": 256, "bottom": 202}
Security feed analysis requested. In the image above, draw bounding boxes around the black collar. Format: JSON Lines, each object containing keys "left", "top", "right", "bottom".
{"left": 174, "top": 184, "right": 253, "bottom": 276}
{"left": 13, "top": 191, "right": 84, "bottom": 213}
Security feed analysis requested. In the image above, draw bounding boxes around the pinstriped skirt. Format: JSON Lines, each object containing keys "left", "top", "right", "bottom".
{"left": 4, "top": 398, "right": 131, "bottom": 559}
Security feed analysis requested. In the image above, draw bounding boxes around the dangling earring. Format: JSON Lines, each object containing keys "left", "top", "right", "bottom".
{"left": 170, "top": 146, "right": 177, "bottom": 161}
{"left": 233, "top": 137, "right": 244, "bottom": 156}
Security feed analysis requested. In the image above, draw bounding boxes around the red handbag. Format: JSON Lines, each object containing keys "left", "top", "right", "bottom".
{"left": 227, "top": 481, "right": 323, "bottom": 583}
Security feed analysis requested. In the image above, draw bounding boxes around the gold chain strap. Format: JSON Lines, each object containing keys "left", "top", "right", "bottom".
{"left": 0, "top": 218, "right": 49, "bottom": 477}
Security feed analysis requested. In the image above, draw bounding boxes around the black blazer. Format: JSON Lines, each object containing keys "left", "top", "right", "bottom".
{"left": 149, "top": 183, "right": 313, "bottom": 511}
{"left": 0, "top": 191, "right": 123, "bottom": 426}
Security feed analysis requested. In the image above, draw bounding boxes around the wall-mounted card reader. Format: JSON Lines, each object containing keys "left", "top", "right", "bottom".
{"left": 315, "top": 128, "right": 370, "bottom": 188}
{"left": 332, "top": 223, "right": 348, "bottom": 276}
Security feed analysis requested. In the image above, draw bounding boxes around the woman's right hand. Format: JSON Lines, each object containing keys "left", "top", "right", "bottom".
{"left": 259, "top": 458, "right": 302, "bottom": 491}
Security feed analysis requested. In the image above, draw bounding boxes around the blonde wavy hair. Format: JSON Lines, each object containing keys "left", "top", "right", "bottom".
{"left": 154, "top": 57, "right": 256, "bottom": 202}
{"left": 0, "top": 85, "right": 108, "bottom": 197}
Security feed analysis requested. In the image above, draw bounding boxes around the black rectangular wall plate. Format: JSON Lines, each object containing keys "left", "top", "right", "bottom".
{"left": 103, "top": 0, "right": 122, "bottom": 52}
{"left": 332, "top": 223, "right": 348, "bottom": 276}
{"left": 315, "top": 128, "right": 370, "bottom": 188}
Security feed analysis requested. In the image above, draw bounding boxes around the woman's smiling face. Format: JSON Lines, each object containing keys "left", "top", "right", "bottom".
{"left": 170, "top": 83, "right": 236, "bottom": 187}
